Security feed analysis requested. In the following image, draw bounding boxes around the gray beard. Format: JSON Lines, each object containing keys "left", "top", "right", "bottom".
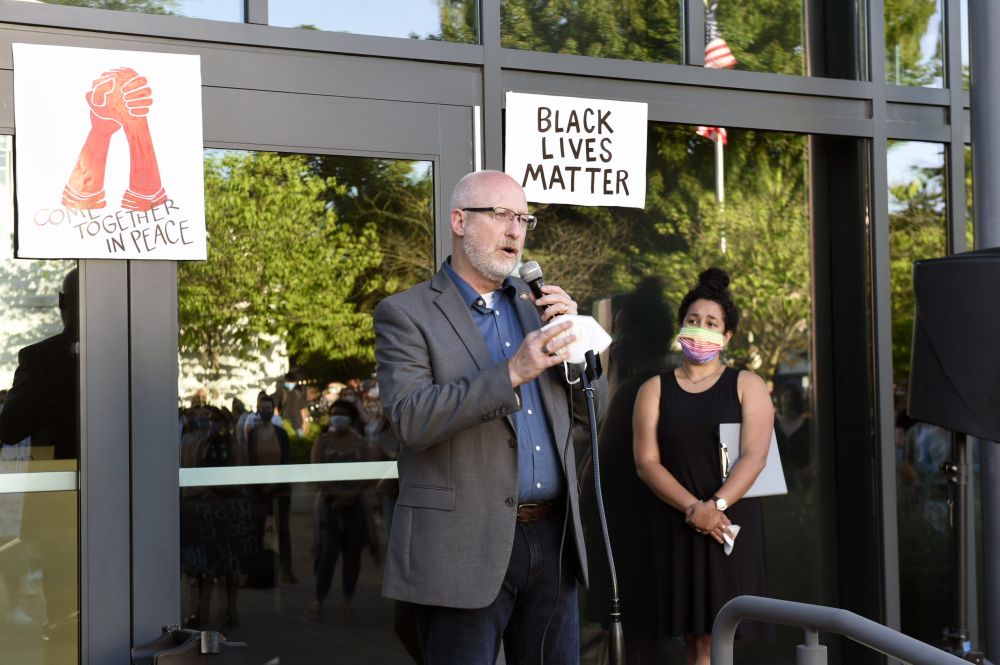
{"left": 463, "top": 235, "right": 519, "bottom": 284}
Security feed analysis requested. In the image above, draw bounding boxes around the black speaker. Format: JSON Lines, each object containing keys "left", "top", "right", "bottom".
{"left": 908, "top": 247, "right": 1000, "bottom": 441}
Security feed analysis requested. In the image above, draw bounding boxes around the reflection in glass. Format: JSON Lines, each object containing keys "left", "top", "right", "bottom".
{"left": 887, "top": 141, "right": 953, "bottom": 644}
{"left": 270, "top": 0, "right": 477, "bottom": 42}
{"left": 0, "top": 136, "right": 80, "bottom": 663}
{"left": 177, "top": 150, "right": 432, "bottom": 661}
{"left": 885, "top": 0, "right": 944, "bottom": 87}
{"left": 961, "top": 0, "right": 970, "bottom": 90}
{"left": 500, "top": 0, "right": 682, "bottom": 64}
{"left": 713, "top": 0, "right": 805, "bottom": 75}
{"left": 965, "top": 144, "right": 973, "bottom": 249}
{"left": 11, "top": 0, "right": 243, "bottom": 21}
{"left": 529, "top": 125, "right": 832, "bottom": 663}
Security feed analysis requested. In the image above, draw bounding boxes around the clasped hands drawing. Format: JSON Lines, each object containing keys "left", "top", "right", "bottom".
{"left": 62, "top": 67, "right": 168, "bottom": 212}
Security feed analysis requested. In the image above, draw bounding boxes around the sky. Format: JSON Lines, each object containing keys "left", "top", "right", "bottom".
{"left": 174, "top": 0, "right": 445, "bottom": 39}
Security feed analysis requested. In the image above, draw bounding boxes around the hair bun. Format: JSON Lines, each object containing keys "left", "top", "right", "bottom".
{"left": 697, "top": 267, "right": 730, "bottom": 294}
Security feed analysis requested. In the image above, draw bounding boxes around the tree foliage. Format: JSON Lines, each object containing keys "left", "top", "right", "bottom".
{"left": 178, "top": 152, "right": 382, "bottom": 380}
{"left": 500, "top": 0, "right": 682, "bottom": 63}
{"left": 307, "top": 158, "right": 436, "bottom": 315}
{"left": 39, "top": 0, "right": 178, "bottom": 13}
{"left": 887, "top": 144, "right": 947, "bottom": 388}
{"left": 885, "top": 0, "right": 942, "bottom": 86}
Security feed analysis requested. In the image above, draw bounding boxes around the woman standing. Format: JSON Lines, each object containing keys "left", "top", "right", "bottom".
{"left": 633, "top": 267, "right": 774, "bottom": 665}
{"left": 307, "top": 399, "right": 371, "bottom": 615}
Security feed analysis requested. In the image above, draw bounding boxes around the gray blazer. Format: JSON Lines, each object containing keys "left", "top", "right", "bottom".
{"left": 374, "top": 265, "right": 596, "bottom": 609}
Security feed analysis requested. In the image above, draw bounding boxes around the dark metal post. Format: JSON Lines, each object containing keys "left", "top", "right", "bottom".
{"left": 940, "top": 433, "right": 972, "bottom": 655}
{"left": 969, "top": 1, "right": 1000, "bottom": 660}
{"left": 683, "top": 0, "right": 704, "bottom": 66}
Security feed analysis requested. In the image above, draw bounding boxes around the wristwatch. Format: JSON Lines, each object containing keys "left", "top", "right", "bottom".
{"left": 711, "top": 495, "right": 728, "bottom": 512}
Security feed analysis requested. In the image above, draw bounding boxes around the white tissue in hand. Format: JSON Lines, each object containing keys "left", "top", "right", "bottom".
{"left": 723, "top": 524, "right": 741, "bottom": 556}
{"left": 540, "top": 315, "right": 612, "bottom": 365}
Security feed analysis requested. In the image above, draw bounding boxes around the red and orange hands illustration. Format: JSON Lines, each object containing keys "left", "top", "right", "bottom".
{"left": 63, "top": 67, "right": 168, "bottom": 211}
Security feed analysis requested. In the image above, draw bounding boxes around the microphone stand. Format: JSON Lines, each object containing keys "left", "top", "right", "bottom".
{"left": 940, "top": 431, "right": 984, "bottom": 663}
{"left": 582, "top": 350, "right": 624, "bottom": 665}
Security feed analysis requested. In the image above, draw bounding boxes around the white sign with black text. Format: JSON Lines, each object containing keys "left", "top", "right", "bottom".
{"left": 504, "top": 92, "right": 647, "bottom": 208}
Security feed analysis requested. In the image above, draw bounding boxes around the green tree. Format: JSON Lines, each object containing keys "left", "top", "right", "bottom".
{"left": 178, "top": 151, "right": 382, "bottom": 381}
{"left": 642, "top": 128, "right": 812, "bottom": 380}
{"left": 427, "top": 0, "right": 478, "bottom": 42}
{"left": 500, "top": 0, "right": 682, "bottom": 63}
{"left": 887, "top": 148, "right": 947, "bottom": 388}
{"left": 524, "top": 124, "right": 811, "bottom": 383}
{"left": 885, "top": 0, "right": 942, "bottom": 86}
{"left": 716, "top": 0, "right": 804, "bottom": 75}
{"left": 39, "top": 0, "right": 178, "bottom": 13}
{"left": 307, "top": 158, "right": 436, "bottom": 316}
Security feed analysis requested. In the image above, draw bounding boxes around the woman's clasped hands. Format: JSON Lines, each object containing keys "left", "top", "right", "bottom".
{"left": 684, "top": 500, "right": 734, "bottom": 545}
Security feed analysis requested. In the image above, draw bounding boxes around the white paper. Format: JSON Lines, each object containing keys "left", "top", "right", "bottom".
{"left": 723, "top": 524, "right": 741, "bottom": 556}
{"left": 719, "top": 423, "right": 788, "bottom": 497}
{"left": 541, "top": 315, "right": 612, "bottom": 365}
{"left": 13, "top": 43, "right": 206, "bottom": 260}
{"left": 504, "top": 92, "right": 647, "bottom": 208}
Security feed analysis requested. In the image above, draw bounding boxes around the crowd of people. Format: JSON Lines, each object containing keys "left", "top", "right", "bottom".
{"left": 177, "top": 373, "right": 401, "bottom": 629}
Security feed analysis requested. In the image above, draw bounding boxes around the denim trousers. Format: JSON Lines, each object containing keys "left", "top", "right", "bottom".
{"left": 413, "top": 507, "right": 579, "bottom": 665}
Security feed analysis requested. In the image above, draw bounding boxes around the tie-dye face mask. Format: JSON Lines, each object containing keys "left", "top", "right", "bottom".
{"left": 676, "top": 326, "right": 725, "bottom": 364}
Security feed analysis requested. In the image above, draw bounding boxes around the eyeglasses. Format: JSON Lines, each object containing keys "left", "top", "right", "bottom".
{"left": 462, "top": 206, "right": 537, "bottom": 231}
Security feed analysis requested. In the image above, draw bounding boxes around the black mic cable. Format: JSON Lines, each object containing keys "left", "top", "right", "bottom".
{"left": 521, "top": 258, "right": 624, "bottom": 665}
{"left": 583, "top": 350, "right": 624, "bottom": 665}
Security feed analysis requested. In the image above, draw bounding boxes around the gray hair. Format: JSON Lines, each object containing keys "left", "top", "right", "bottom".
{"left": 449, "top": 170, "right": 511, "bottom": 211}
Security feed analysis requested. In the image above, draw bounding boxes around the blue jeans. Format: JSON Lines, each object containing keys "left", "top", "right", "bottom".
{"left": 413, "top": 507, "right": 580, "bottom": 665}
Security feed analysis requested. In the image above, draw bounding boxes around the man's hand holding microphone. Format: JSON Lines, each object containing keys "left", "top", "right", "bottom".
{"left": 507, "top": 260, "right": 579, "bottom": 388}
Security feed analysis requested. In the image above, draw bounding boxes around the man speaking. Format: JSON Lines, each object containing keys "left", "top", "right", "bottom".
{"left": 374, "top": 170, "right": 599, "bottom": 664}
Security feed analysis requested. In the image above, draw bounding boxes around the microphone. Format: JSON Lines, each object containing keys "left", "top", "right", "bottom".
{"left": 519, "top": 260, "right": 546, "bottom": 300}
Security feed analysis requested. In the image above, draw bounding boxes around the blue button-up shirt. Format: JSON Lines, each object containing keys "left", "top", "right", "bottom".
{"left": 444, "top": 260, "right": 564, "bottom": 502}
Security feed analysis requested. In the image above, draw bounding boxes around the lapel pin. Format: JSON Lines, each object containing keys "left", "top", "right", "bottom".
{"left": 519, "top": 292, "right": 528, "bottom": 300}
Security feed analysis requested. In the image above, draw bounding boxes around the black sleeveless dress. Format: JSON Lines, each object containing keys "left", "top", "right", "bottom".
{"left": 649, "top": 366, "right": 771, "bottom": 638}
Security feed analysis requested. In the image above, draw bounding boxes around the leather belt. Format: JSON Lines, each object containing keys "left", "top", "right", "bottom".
{"left": 516, "top": 499, "right": 562, "bottom": 523}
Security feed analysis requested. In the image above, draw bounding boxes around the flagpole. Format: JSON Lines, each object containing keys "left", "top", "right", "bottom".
{"left": 715, "top": 132, "right": 724, "bottom": 205}
{"left": 716, "top": 132, "right": 727, "bottom": 253}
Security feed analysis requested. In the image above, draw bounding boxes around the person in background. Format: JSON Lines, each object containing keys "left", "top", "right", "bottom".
{"left": 581, "top": 277, "right": 675, "bottom": 663}
{"left": 633, "top": 267, "right": 774, "bottom": 665}
{"left": 277, "top": 371, "right": 309, "bottom": 437}
{"left": 0, "top": 267, "right": 81, "bottom": 663}
{"left": 307, "top": 399, "right": 371, "bottom": 616}
{"left": 247, "top": 393, "right": 297, "bottom": 585}
{"left": 773, "top": 382, "right": 812, "bottom": 491}
{"left": 181, "top": 406, "right": 244, "bottom": 629}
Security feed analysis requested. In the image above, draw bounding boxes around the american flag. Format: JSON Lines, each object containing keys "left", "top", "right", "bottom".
{"left": 697, "top": 0, "right": 735, "bottom": 144}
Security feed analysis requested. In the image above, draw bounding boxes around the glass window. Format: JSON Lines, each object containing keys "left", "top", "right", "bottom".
{"left": 0, "top": 136, "right": 80, "bottom": 664}
{"left": 531, "top": 124, "right": 839, "bottom": 662}
{"left": 886, "top": 0, "right": 944, "bottom": 87}
{"left": 11, "top": 0, "right": 244, "bottom": 21}
{"left": 270, "top": 0, "right": 478, "bottom": 42}
{"left": 961, "top": 0, "right": 970, "bottom": 90}
{"left": 177, "top": 150, "right": 433, "bottom": 661}
{"left": 500, "top": 0, "right": 682, "bottom": 64}
{"left": 965, "top": 143, "right": 973, "bottom": 248}
{"left": 887, "top": 141, "right": 953, "bottom": 644}
{"left": 711, "top": 0, "right": 805, "bottom": 75}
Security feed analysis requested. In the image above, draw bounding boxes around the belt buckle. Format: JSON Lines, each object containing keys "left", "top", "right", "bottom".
{"left": 516, "top": 500, "right": 551, "bottom": 523}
